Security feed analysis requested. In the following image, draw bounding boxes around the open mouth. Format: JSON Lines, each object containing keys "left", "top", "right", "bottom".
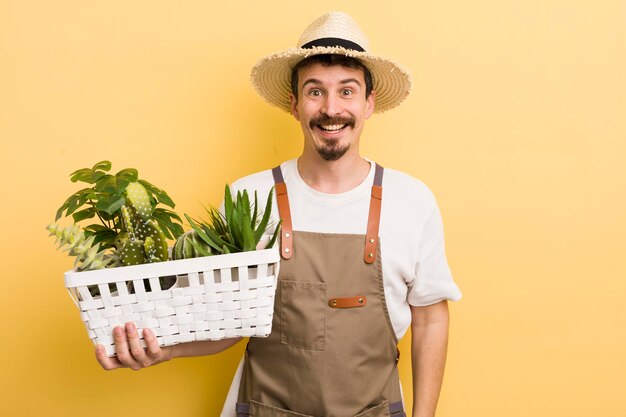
{"left": 317, "top": 123, "right": 348, "bottom": 133}
{"left": 310, "top": 116, "right": 355, "bottom": 135}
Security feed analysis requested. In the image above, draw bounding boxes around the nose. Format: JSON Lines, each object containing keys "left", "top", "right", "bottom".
{"left": 321, "top": 93, "right": 342, "bottom": 117}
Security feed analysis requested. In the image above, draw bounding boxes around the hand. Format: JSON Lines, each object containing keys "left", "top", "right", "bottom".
{"left": 95, "top": 322, "right": 172, "bottom": 371}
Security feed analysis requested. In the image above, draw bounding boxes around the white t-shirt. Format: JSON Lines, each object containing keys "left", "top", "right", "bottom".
{"left": 220, "top": 158, "right": 462, "bottom": 416}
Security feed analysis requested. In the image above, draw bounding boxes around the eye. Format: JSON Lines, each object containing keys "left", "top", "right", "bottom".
{"left": 341, "top": 88, "right": 354, "bottom": 96}
{"left": 307, "top": 89, "right": 323, "bottom": 97}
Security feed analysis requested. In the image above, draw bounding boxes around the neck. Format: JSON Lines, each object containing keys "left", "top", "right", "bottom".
{"left": 297, "top": 150, "right": 371, "bottom": 194}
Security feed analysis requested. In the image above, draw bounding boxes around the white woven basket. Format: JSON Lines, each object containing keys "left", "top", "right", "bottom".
{"left": 64, "top": 247, "right": 280, "bottom": 357}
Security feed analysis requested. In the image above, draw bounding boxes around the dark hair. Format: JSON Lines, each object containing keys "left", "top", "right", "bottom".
{"left": 290, "top": 54, "right": 373, "bottom": 100}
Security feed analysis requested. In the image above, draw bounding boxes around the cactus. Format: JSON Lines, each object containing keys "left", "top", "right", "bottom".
{"left": 46, "top": 223, "right": 120, "bottom": 271}
{"left": 116, "top": 182, "right": 175, "bottom": 292}
{"left": 117, "top": 183, "right": 169, "bottom": 266}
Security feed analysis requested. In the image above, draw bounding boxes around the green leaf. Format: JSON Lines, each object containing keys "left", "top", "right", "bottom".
{"left": 205, "top": 206, "right": 228, "bottom": 237}
{"left": 204, "top": 222, "right": 235, "bottom": 251}
{"left": 116, "top": 179, "right": 130, "bottom": 194}
{"left": 138, "top": 180, "right": 175, "bottom": 208}
{"left": 254, "top": 187, "right": 274, "bottom": 243}
{"left": 99, "top": 210, "right": 116, "bottom": 221}
{"left": 224, "top": 184, "right": 234, "bottom": 225}
{"left": 156, "top": 220, "right": 173, "bottom": 240}
{"left": 90, "top": 170, "right": 107, "bottom": 183}
{"left": 72, "top": 207, "right": 96, "bottom": 222}
{"left": 92, "top": 160, "right": 112, "bottom": 171}
{"left": 185, "top": 214, "right": 212, "bottom": 244}
{"left": 69, "top": 191, "right": 91, "bottom": 216}
{"left": 185, "top": 214, "right": 224, "bottom": 253}
{"left": 152, "top": 212, "right": 184, "bottom": 240}
{"left": 168, "top": 222, "right": 184, "bottom": 238}
{"left": 252, "top": 191, "right": 259, "bottom": 225}
{"left": 95, "top": 194, "right": 125, "bottom": 215}
{"left": 55, "top": 202, "right": 68, "bottom": 221}
{"left": 217, "top": 204, "right": 229, "bottom": 228}
{"left": 241, "top": 211, "right": 255, "bottom": 251}
{"left": 229, "top": 207, "right": 243, "bottom": 248}
{"left": 70, "top": 168, "right": 95, "bottom": 184}
{"left": 116, "top": 168, "right": 138, "bottom": 182}
{"left": 152, "top": 208, "right": 184, "bottom": 239}
{"left": 265, "top": 219, "right": 282, "bottom": 249}
{"left": 115, "top": 169, "right": 138, "bottom": 194}
{"left": 241, "top": 190, "right": 251, "bottom": 219}
{"left": 55, "top": 188, "right": 92, "bottom": 219}
{"left": 95, "top": 174, "right": 118, "bottom": 194}
{"left": 66, "top": 194, "right": 81, "bottom": 216}
{"left": 70, "top": 168, "right": 105, "bottom": 184}
{"left": 90, "top": 229, "right": 118, "bottom": 249}
{"left": 153, "top": 207, "right": 183, "bottom": 223}
{"left": 83, "top": 224, "right": 110, "bottom": 233}
{"left": 200, "top": 222, "right": 238, "bottom": 254}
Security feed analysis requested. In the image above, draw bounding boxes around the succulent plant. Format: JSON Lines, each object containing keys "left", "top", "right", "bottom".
{"left": 172, "top": 230, "right": 213, "bottom": 260}
{"left": 175, "top": 185, "right": 281, "bottom": 259}
{"left": 46, "top": 223, "right": 120, "bottom": 271}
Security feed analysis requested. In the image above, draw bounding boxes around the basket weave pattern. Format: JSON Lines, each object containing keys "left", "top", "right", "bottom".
{"left": 65, "top": 248, "right": 280, "bottom": 357}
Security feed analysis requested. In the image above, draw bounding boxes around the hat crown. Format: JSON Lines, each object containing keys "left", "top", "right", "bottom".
{"left": 296, "top": 11, "right": 370, "bottom": 52}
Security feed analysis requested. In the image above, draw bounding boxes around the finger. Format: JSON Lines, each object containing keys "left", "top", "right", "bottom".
{"left": 113, "top": 325, "right": 141, "bottom": 370}
{"left": 143, "top": 328, "right": 163, "bottom": 360}
{"left": 95, "top": 344, "right": 124, "bottom": 370}
{"left": 125, "top": 322, "right": 150, "bottom": 367}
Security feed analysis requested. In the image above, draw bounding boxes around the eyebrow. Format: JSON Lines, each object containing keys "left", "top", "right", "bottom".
{"left": 301, "top": 78, "right": 363, "bottom": 90}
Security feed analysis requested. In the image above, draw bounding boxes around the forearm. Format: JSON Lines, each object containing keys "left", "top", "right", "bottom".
{"left": 167, "top": 337, "right": 243, "bottom": 359}
{"left": 410, "top": 302, "right": 449, "bottom": 417}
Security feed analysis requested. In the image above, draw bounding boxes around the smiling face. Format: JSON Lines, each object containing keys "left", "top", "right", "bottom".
{"left": 290, "top": 62, "right": 375, "bottom": 161}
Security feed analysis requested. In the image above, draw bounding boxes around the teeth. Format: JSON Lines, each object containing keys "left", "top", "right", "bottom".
{"left": 319, "top": 124, "right": 346, "bottom": 132}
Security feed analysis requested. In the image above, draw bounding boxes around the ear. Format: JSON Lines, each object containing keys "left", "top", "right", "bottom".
{"left": 365, "top": 90, "right": 376, "bottom": 119}
{"left": 290, "top": 94, "right": 301, "bottom": 121}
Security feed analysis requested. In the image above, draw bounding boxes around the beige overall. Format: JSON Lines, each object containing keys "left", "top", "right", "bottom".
{"left": 236, "top": 164, "right": 405, "bottom": 417}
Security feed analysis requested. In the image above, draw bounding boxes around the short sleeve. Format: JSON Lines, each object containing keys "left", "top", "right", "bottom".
{"left": 407, "top": 200, "right": 462, "bottom": 306}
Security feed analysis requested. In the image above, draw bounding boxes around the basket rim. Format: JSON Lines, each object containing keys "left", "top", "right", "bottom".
{"left": 64, "top": 247, "right": 280, "bottom": 288}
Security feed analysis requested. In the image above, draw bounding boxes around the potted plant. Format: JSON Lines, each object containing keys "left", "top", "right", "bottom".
{"left": 48, "top": 161, "right": 282, "bottom": 357}
{"left": 172, "top": 185, "right": 280, "bottom": 259}
{"left": 47, "top": 160, "right": 183, "bottom": 272}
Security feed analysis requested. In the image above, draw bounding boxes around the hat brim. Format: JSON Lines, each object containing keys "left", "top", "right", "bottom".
{"left": 251, "top": 46, "right": 411, "bottom": 113}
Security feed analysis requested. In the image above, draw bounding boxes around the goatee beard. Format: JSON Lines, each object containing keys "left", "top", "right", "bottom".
{"left": 316, "top": 141, "right": 350, "bottom": 161}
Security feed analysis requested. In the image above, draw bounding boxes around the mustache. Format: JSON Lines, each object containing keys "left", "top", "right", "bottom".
{"left": 309, "top": 115, "right": 355, "bottom": 130}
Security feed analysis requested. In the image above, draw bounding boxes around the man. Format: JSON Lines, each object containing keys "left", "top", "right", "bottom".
{"left": 96, "top": 12, "right": 461, "bottom": 417}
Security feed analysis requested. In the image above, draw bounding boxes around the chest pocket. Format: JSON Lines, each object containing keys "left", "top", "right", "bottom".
{"left": 280, "top": 280, "right": 326, "bottom": 351}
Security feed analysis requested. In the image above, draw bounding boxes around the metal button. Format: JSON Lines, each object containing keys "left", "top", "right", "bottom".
{"left": 358, "top": 298, "right": 364, "bottom": 304}
{"left": 369, "top": 238, "right": 375, "bottom": 243}
{"left": 331, "top": 300, "right": 337, "bottom": 307}
{"left": 285, "top": 232, "right": 290, "bottom": 238}
{"left": 368, "top": 253, "right": 374, "bottom": 258}
{"left": 284, "top": 248, "right": 290, "bottom": 253}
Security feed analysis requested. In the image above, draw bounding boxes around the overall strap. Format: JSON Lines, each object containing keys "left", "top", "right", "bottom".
{"left": 272, "top": 163, "right": 384, "bottom": 264}
{"left": 272, "top": 166, "right": 293, "bottom": 260}
{"left": 364, "top": 163, "right": 384, "bottom": 264}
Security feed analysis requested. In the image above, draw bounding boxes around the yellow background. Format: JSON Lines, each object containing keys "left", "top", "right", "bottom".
{"left": 1, "top": 1, "right": 624, "bottom": 416}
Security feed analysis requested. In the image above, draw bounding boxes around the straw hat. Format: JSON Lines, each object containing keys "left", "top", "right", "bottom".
{"left": 251, "top": 11, "right": 412, "bottom": 113}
